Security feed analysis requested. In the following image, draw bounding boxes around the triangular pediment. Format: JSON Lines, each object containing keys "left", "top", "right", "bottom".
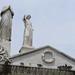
{"left": 10, "top": 45, "right": 75, "bottom": 70}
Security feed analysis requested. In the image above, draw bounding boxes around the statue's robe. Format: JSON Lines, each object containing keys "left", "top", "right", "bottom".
{"left": 23, "top": 18, "right": 33, "bottom": 47}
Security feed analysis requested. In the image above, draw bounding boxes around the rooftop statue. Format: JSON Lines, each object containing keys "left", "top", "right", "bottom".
{"left": 23, "top": 15, "right": 33, "bottom": 47}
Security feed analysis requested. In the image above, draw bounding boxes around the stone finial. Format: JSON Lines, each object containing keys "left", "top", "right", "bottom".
{"left": 0, "top": 5, "right": 14, "bottom": 57}
{"left": 0, "top": 5, "right": 14, "bottom": 18}
{"left": 0, "top": 45, "right": 9, "bottom": 61}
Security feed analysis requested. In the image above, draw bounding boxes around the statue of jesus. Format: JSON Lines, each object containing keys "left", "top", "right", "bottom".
{"left": 23, "top": 15, "right": 33, "bottom": 47}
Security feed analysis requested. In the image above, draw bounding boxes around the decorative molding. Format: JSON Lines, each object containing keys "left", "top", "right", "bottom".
{"left": 0, "top": 55, "right": 3, "bottom": 61}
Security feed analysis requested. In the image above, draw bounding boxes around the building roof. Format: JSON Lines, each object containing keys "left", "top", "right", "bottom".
{"left": 10, "top": 45, "right": 75, "bottom": 62}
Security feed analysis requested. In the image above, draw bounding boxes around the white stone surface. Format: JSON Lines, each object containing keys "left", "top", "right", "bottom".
{"left": 11, "top": 47, "right": 75, "bottom": 70}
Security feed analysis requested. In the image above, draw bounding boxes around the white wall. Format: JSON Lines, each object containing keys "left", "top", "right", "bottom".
{"left": 11, "top": 47, "right": 75, "bottom": 70}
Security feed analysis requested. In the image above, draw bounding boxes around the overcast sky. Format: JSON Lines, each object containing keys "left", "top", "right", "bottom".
{"left": 0, "top": 0, "right": 75, "bottom": 58}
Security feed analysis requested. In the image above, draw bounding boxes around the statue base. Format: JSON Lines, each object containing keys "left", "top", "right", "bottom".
{"left": 19, "top": 45, "right": 34, "bottom": 54}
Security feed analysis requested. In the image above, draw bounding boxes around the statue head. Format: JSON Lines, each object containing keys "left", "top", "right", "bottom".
{"left": 26, "top": 15, "right": 31, "bottom": 20}
{"left": 23, "top": 15, "right": 31, "bottom": 22}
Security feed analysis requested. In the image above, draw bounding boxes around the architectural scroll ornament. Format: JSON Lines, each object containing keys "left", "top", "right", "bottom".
{"left": 42, "top": 50, "right": 55, "bottom": 63}
{"left": 0, "top": 45, "right": 9, "bottom": 61}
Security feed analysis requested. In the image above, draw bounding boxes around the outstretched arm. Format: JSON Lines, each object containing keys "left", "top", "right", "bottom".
{"left": 23, "top": 15, "right": 26, "bottom": 22}
{"left": 23, "top": 15, "right": 27, "bottom": 27}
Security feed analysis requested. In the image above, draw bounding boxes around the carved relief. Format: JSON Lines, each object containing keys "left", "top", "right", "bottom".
{"left": 0, "top": 45, "right": 8, "bottom": 61}
{"left": 42, "top": 50, "right": 55, "bottom": 63}
{"left": 0, "top": 55, "right": 3, "bottom": 61}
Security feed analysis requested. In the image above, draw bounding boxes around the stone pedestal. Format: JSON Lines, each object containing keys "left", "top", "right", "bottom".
{"left": 19, "top": 46, "right": 34, "bottom": 54}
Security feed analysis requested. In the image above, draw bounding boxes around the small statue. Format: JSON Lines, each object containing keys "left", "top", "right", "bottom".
{"left": 23, "top": 15, "right": 33, "bottom": 47}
